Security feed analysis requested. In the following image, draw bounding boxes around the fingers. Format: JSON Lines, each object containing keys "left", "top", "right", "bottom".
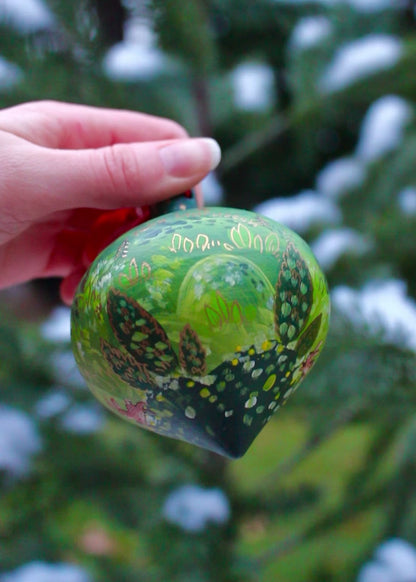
{"left": 194, "top": 183, "right": 204, "bottom": 208}
{"left": 0, "top": 100, "right": 189, "bottom": 149}
{"left": 60, "top": 268, "right": 85, "bottom": 306}
{"left": 33, "top": 137, "right": 221, "bottom": 213}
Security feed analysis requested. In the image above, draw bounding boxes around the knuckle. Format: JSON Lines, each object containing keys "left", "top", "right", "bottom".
{"left": 100, "top": 144, "right": 141, "bottom": 197}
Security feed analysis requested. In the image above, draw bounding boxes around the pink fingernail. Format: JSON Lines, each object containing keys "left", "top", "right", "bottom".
{"left": 159, "top": 138, "right": 221, "bottom": 177}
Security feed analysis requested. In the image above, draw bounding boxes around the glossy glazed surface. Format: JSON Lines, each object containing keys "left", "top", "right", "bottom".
{"left": 71, "top": 207, "right": 330, "bottom": 458}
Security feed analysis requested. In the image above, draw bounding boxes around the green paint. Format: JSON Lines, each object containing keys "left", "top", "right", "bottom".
{"left": 71, "top": 207, "right": 330, "bottom": 458}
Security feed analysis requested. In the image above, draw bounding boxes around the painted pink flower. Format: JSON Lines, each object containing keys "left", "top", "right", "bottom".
{"left": 108, "top": 398, "right": 147, "bottom": 425}
{"left": 300, "top": 342, "right": 322, "bottom": 377}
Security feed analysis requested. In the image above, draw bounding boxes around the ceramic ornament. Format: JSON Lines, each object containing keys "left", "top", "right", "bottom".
{"left": 71, "top": 197, "right": 330, "bottom": 458}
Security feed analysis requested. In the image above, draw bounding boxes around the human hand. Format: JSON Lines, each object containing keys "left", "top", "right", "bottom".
{"left": 0, "top": 100, "right": 221, "bottom": 304}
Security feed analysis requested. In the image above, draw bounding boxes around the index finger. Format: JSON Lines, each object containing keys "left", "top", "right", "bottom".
{"left": 0, "top": 100, "right": 189, "bottom": 150}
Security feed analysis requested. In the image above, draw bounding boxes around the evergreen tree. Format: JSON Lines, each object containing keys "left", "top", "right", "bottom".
{"left": 2, "top": 1, "right": 416, "bottom": 580}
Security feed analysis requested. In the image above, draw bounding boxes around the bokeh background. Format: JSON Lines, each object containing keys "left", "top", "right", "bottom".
{"left": 2, "top": 1, "right": 416, "bottom": 581}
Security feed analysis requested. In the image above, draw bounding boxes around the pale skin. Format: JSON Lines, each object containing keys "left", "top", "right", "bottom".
{"left": 0, "top": 100, "right": 221, "bottom": 304}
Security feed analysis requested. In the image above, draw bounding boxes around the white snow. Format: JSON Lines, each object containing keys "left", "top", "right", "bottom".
{"left": 0, "top": 0, "right": 54, "bottom": 32}
{"left": 103, "top": 42, "right": 166, "bottom": 81}
{"left": 35, "top": 390, "right": 71, "bottom": 419}
{"left": 357, "top": 562, "right": 397, "bottom": 582}
{"left": 0, "top": 56, "right": 22, "bottom": 90}
{"left": 230, "top": 61, "right": 275, "bottom": 112}
{"left": 375, "top": 539, "right": 416, "bottom": 581}
{"left": 51, "top": 351, "right": 86, "bottom": 388}
{"left": 357, "top": 538, "right": 416, "bottom": 582}
{"left": 60, "top": 404, "right": 104, "bottom": 434}
{"left": 254, "top": 190, "right": 341, "bottom": 234}
{"left": 347, "top": 0, "right": 395, "bottom": 11}
{"left": 319, "top": 35, "right": 402, "bottom": 93}
{"left": 162, "top": 484, "right": 231, "bottom": 532}
{"left": 311, "top": 228, "right": 371, "bottom": 270}
{"left": 271, "top": 0, "right": 394, "bottom": 8}
{"left": 0, "top": 562, "right": 91, "bottom": 582}
{"left": 40, "top": 306, "right": 71, "bottom": 343}
{"left": 356, "top": 95, "right": 412, "bottom": 162}
{"left": 398, "top": 186, "right": 416, "bottom": 215}
{"left": 316, "top": 157, "right": 366, "bottom": 199}
{"left": 103, "top": 18, "right": 169, "bottom": 81}
{"left": 201, "top": 172, "right": 224, "bottom": 206}
{"left": 332, "top": 279, "right": 416, "bottom": 350}
{"left": 289, "top": 16, "right": 332, "bottom": 52}
{"left": 0, "top": 406, "right": 42, "bottom": 479}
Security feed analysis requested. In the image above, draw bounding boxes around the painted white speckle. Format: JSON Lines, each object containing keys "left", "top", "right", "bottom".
{"left": 245, "top": 396, "right": 258, "bottom": 408}
{"left": 185, "top": 406, "right": 196, "bottom": 419}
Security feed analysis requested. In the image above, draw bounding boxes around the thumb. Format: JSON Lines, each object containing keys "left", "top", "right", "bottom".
{"left": 35, "top": 137, "right": 221, "bottom": 212}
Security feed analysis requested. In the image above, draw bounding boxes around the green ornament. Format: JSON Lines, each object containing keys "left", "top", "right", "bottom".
{"left": 71, "top": 206, "right": 330, "bottom": 458}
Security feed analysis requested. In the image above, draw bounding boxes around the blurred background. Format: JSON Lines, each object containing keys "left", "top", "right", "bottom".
{"left": 2, "top": 0, "right": 416, "bottom": 581}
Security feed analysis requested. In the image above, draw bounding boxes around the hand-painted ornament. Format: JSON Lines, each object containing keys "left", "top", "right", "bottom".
{"left": 71, "top": 198, "right": 330, "bottom": 458}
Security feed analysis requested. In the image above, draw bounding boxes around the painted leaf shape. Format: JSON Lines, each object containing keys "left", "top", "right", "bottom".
{"left": 253, "top": 234, "right": 264, "bottom": 253}
{"left": 100, "top": 339, "right": 153, "bottom": 388}
{"left": 230, "top": 223, "right": 252, "bottom": 249}
{"left": 295, "top": 314, "right": 322, "bottom": 358}
{"left": 274, "top": 242, "right": 313, "bottom": 343}
{"left": 265, "top": 232, "right": 280, "bottom": 255}
{"left": 119, "top": 257, "right": 139, "bottom": 288}
{"left": 169, "top": 233, "right": 182, "bottom": 253}
{"left": 231, "top": 301, "right": 243, "bottom": 325}
{"left": 106, "top": 288, "right": 178, "bottom": 375}
{"left": 205, "top": 305, "right": 222, "bottom": 328}
{"left": 183, "top": 237, "right": 194, "bottom": 253}
{"left": 215, "top": 292, "right": 229, "bottom": 321}
{"left": 179, "top": 323, "right": 207, "bottom": 376}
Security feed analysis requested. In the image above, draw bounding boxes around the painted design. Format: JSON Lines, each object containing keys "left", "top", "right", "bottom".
{"left": 108, "top": 398, "right": 148, "bottom": 424}
{"left": 71, "top": 207, "right": 330, "bottom": 458}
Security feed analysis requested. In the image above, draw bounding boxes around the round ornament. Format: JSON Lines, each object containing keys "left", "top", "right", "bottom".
{"left": 71, "top": 206, "right": 330, "bottom": 458}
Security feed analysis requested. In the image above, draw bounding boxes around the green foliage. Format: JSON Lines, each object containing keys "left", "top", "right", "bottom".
{"left": 3, "top": 0, "right": 416, "bottom": 580}
{"left": 152, "top": 0, "right": 216, "bottom": 74}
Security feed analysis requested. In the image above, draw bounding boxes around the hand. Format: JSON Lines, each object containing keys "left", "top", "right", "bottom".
{"left": 0, "top": 100, "right": 221, "bottom": 304}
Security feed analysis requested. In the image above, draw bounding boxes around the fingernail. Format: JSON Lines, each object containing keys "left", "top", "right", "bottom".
{"left": 159, "top": 138, "right": 221, "bottom": 177}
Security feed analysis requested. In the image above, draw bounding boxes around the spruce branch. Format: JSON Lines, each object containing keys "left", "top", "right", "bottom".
{"left": 258, "top": 402, "right": 361, "bottom": 489}
{"left": 255, "top": 480, "right": 389, "bottom": 567}
{"left": 221, "top": 43, "right": 416, "bottom": 175}
{"left": 220, "top": 114, "right": 289, "bottom": 174}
